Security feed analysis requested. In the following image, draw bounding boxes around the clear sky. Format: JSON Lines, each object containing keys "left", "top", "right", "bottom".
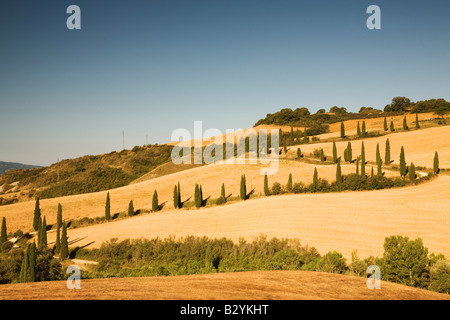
{"left": 1, "top": 0, "right": 449, "bottom": 166}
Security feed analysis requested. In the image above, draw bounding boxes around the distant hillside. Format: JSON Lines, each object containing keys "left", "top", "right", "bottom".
{"left": 0, "top": 161, "right": 42, "bottom": 175}
{"left": 0, "top": 144, "right": 173, "bottom": 200}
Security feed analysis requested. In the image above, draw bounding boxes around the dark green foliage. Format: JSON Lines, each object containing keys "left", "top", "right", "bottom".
{"left": 60, "top": 224, "right": 69, "bottom": 260}
{"left": 264, "top": 173, "right": 270, "bottom": 196}
{"left": 332, "top": 141, "right": 338, "bottom": 163}
{"left": 361, "top": 121, "right": 366, "bottom": 137}
{"left": 173, "top": 185, "right": 179, "bottom": 209}
{"left": 403, "top": 116, "right": 408, "bottom": 130}
{"left": 390, "top": 120, "right": 395, "bottom": 132}
{"left": 177, "top": 182, "right": 181, "bottom": 208}
{"left": 297, "top": 148, "right": 301, "bottom": 159}
{"left": 319, "top": 149, "right": 325, "bottom": 162}
{"left": 357, "top": 122, "right": 361, "bottom": 137}
{"left": 33, "top": 198, "right": 41, "bottom": 231}
{"left": 287, "top": 173, "right": 293, "bottom": 192}
{"left": 105, "top": 192, "right": 111, "bottom": 221}
{"left": 128, "top": 200, "right": 134, "bottom": 217}
{"left": 221, "top": 183, "right": 226, "bottom": 200}
{"left": 399, "top": 146, "right": 406, "bottom": 176}
{"left": 384, "top": 117, "right": 388, "bottom": 131}
{"left": 313, "top": 168, "right": 318, "bottom": 186}
{"left": 340, "top": 122, "right": 345, "bottom": 138}
{"left": 433, "top": 152, "right": 439, "bottom": 174}
{"left": 415, "top": 113, "right": 420, "bottom": 129}
{"left": 55, "top": 204, "right": 62, "bottom": 253}
{"left": 39, "top": 217, "right": 47, "bottom": 249}
{"left": 315, "top": 251, "right": 347, "bottom": 274}
{"left": 385, "top": 138, "right": 391, "bottom": 164}
{"left": 371, "top": 167, "right": 374, "bottom": 178}
{"left": 194, "top": 184, "right": 201, "bottom": 208}
{"left": 409, "top": 163, "right": 416, "bottom": 181}
{"left": 240, "top": 175, "right": 247, "bottom": 200}
{"left": 356, "top": 159, "right": 359, "bottom": 175}
{"left": 336, "top": 161, "right": 342, "bottom": 184}
{"left": 0, "top": 217, "right": 6, "bottom": 244}
{"left": 20, "top": 242, "right": 36, "bottom": 283}
{"left": 378, "top": 235, "right": 430, "bottom": 288}
{"left": 271, "top": 182, "right": 282, "bottom": 195}
{"left": 429, "top": 259, "right": 450, "bottom": 294}
{"left": 376, "top": 143, "right": 382, "bottom": 176}
{"left": 152, "top": 190, "right": 159, "bottom": 212}
{"left": 347, "top": 142, "right": 352, "bottom": 162}
{"left": 360, "top": 142, "right": 366, "bottom": 177}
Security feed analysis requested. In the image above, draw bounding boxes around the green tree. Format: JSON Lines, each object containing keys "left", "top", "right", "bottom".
{"left": 380, "top": 235, "right": 430, "bottom": 288}
{"left": 220, "top": 183, "right": 226, "bottom": 201}
{"left": 316, "top": 251, "right": 348, "bottom": 274}
{"left": 390, "top": 120, "right": 395, "bottom": 132}
{"left": 0, "top": 217, "right": 6, "bottom": 244}
{"left": 415, "top": 113, "right": 420, "bottom": 129}
{"left": 399, "top": 146, "right": 406, "bottom": 176}
{"left": 303, "top": 130, "right": 308, "bottom": 143}
{"left": 240, "top": 175, "right": 247, "bottom": 200}
{"left": 320, "top": 149, "right": 325, "bottom": 162}
{"left": 128, "top": 200, "right": 134, "bottom": 217}
{"left": 340, "top": 122, "right": 345, "bottom": 138}
{"left": 361, "top": 121, "right": 366, "bottom": 137}
{"left": 60, "top": 224, "right": 69, "bottom": 260}
{"left": 370, "top": 167, "right": 374, "bottom": 178}
{"left": 433, "top": 151, "right": 439, "bottom": 174}
{"left": 409, "top": 162, "right": 416, "bottom": 181}
{"left": 332, "top": 141, "right": 338, "bottom": 163}
{"left": 376, "top": 143, "right": 382, "bottom": 176}
{"left": 33, "top": 198, "right": 41, "bottom": 231}
{"left": 357, "top": 122, "right": 361, "bottom": 137}
{"left": 343, "top": 148, "right": 348, "bottom": 162}
{"left": 313, "top": 168, "right": 318, "bottom": 186}
{"left": 360, "top": 142, "right": 366, "bottom": 177}
{"left": 152, "top": 190, "right": 159, "bottom": 212}
{"left": 173, "top": 185, "right": 179, "bottom": 209}
{"left": 105, "top": 192, "right": 111, "bottom": 221}
{"left": 177, "top": 182, "right": 181, "bottom": 208}
{"left": 55, "top": 204, "right": 62, "bottom": 253}
{"left": 403, "top": 116, "right": 408, "bottom": 130}
{"left": 264, "top": 173, "right": 270, "bottom": 196}
{"left": 385, "top": 138, "right": 391, "bottom": 164}
{"left": 429, "top": 259, "right": 450, "bottom": 294}
{"left": 287, "top": 173, "right": 293, "bottom": 192}
{"left": 336, "top": 160, "right": 342, "bottom": 184}
{"left": 356, "top": 159, "right": 359, "bottom": 175}
{"left": 347, "top": 142, "right": 352, "bottom": 162}
{"left": 20, "top": 242, "right": 36, "bottom": 283}
{"left": 384, "top": 117, "right": 388, "bottom": 131}
{"left": 297, "top": 148, "right": 301, "bottom": 159}
{"left": 19, "top": 244, "right": 30, "bottom": 282}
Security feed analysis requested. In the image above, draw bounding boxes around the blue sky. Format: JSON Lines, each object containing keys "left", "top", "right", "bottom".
{"left": 1, "top": 0, "right": 449, "bottom": 166}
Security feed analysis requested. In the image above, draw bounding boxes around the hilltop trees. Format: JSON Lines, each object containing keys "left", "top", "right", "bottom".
{"left": 433, "top": 152, "right": 440, "bottom": 174}
{"left": 399, "top": 146, "right": 407, "bottom": 176}
{"left": 152, "top": 190, "right": 159, "bottom": 212}
{"left": 105, "top": 192, "right": 111, "bottom": 221}
{"left": 33, "top": 198, "right": 41, "bottom": 231}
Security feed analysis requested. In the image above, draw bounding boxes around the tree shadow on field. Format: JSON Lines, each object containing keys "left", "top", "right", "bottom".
{"left": 69, "top": 241, "right": 95, "bottom": 259}
{"left": 201, "top": 196, "right": 211, "bottom": 207}
{"left": 225, "top": 193, "right": 232, "bottom": 200}
{"left": 156, "top": 201, "right": 167, "bottom": 211}
{"left": 179, "top": 197, "right": 191, "bottom": 209}
{"left": 245, "top": 188, "right": 255, "bottom": 200}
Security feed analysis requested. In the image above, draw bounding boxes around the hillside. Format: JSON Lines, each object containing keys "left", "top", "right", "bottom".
{"left": 45, "top": 175, "right": 450, "bottom": 261}
{"left": 0, "top": 161, "right": 42, "bottom": 175}
{"left": 0, "top": 271, "right": 448, "bottom": 300}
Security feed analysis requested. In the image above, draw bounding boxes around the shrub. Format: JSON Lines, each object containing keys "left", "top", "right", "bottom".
{"left": 271, "top": 182, "right": 282, "bottom": 195}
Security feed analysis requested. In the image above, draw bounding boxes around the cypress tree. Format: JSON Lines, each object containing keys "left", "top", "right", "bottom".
{"left": 177, "top": 182, "right": 181, "bottom": 208}
{"left": 409, "top": 163, "right": 416, "bottom": 180}
{"left": 60, "top": 224, "right": 69, "bottom": 260}
{"left": 287, "top": 173, "right": 293, "bottom": 192}
{"left": 20, "top": 242, "right": 36, "bottom": 283}
{"left": 344, "top": 148, "right": 348, "bottom": 162}
{"left": 371, "top": 167, "right": 374, "bottom": 178}
{"left": 357, "top": 122, "right": 361, "bottom": 137}
{"left": 33, "top": 198, "right": 41, "bottom": 231}
{"left": 152, "top": 190, "right": 158, "bottom": 212}
{"left": 320, "top": 149, "right": 325, "bottom": 162}
{"left": 403, "top": 116, "right": 408, "bottom": 130}
{"left": 221, "top": 183, "right": 226, "bottom": 201}
{"left": 173, "top": 185, "right": 179, "bottom": 209}
{"left": 385, "top": 138, "right": 391, "bottom": 164}
{"left": 0, "top": 217, "right": 6, "bottom": 244}
{"left": 105, "top": 192, "right": 111, "bottom": 221}
{"left": 194, "top": 184, "right": 200, "bottom": 208}
{"left": 390, "top": 120, "right": 395, "bottom": 132}
{"left": 240, "top": 175, "right": 247, "bottom": 200}
{"left": 340, "top": 122, "right": 345, "bottom": 138}
{"left": 264, "top": 173, "right": 270, "bottom": 196}
{"left": 55, "top": 204, "right": 62, "bottom": 253}
{"left": 128, "top": 200, "right": 134, "bottom": 217}
{"left": 347, "top": 142, "right": 352, "bottom": 162}
{"left": 399, "top": 146, "right": 406, "bottom": 176}
{"left": 297, "top": 148, "right": 301, "bottom": 159}
{"left": 415, "top": 113, "right": 420, "bottom": 129}
{"left": 19, "top": 244, "right": 30, "bottom": 282}
{"left": 362, "top": 121, "right": 366, "bottom": 137}
{"left": 360, "top": 142, "right": 366, "bottom": 177}
{"left": 199, "top": 185, "right": 203, "bottom": 206}
{"left": 336, "top": 160, "right": 342, "bottom": 184}
{"left": 356, "top": 159, "right": 359, "bottom": 175}
{"left": 37, "top": 217, "right": 43, "bottom": 248}
{"left": 40, "top": 217, "right": 47, "bottom": 249}
{"left": 384, "top": 117, "right": 388, "bottom": 131}
{"left": 283, "top": 139, "right": 287, "bottom": 154}
{"left": 376, "top": 143, "right": 382, "bottom": 176}
{"left": 433, "top": 151, "right": 439, "bottom": 174}
{"left": 332, "top": 141, "right": 338, "bottom": 163}
{"left": 303, "top": 130, "right": 308, "bottom": 143}
{"left": 313, "top": 168, "right": 318, "bottom": 186}
{"left": 290, "top": 127, "right": 294, "bottom": 144}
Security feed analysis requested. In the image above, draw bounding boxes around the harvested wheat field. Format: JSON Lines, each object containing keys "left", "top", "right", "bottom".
{"left": 47, "top": 176, "right": 450, "bottom": 261}
{"left": 0, "top": 159, "right": 387, "bottom": 232}
{"left": 295, "top": 125, "right": 450, "bottom": 169}
{"left": 0, "top": 271, "right": 448, "bottom": 300}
